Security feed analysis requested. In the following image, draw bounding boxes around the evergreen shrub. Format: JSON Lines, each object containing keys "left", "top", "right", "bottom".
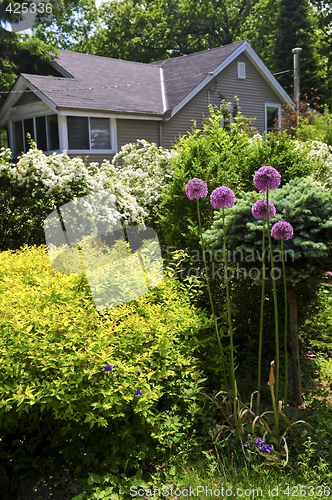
{"left": 0, "top": 245, "right": 212, "bottom": 478}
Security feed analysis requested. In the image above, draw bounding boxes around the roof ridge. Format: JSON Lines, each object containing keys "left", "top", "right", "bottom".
{"left": 150, "top": 41, "right": 246, "bottom": 66}
{"left": 55, "top": 49, "right": 153, "bottom": 68}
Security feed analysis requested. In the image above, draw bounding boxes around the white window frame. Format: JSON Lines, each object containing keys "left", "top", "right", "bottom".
{"left": 11, "top": 113, "right": 60, "bottom": 156}
{"left": 237, "top": 62, "right": 246, "bottom": 79}
{"left": 265, "top": 103, "right": 281, "bottom": 133}
{"left": 64, "top": 114, "right": 116, "bottom": 154}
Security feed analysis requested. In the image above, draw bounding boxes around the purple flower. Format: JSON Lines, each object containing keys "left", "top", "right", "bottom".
{"left": 254, "top": 438, "right": 264, "bottom": 447}
{"left": 210, "top": 186, "right": 235, "bottom": 209}
{"left": 134, "top": 389, "right": 143, "bottom": 396}
{"left": 116, "top": 373, "right": 120, "bottom": 379}
{"left": 252, "top": 199, "right": 276, "bottom": 220}
{"left": 185, "top": 178, "right": 208, "bottom": 200}
{"left": 243, "top": 443, "right": 249, "bottom": 450}
{"left": 254, "top": 166, "right": 281, "bottom": 193}
{"left": 103, "top": 364, "right": 114, "bottom": 375}
{"left": 260, "top": 444, "right": 272, "bottom": 453}
{"left": 271, "top": 221, "right": 294, "bottom": 240}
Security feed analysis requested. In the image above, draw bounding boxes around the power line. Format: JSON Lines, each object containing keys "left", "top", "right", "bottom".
{"left": 0, "top": 69, "right": 214, "bottom": 94}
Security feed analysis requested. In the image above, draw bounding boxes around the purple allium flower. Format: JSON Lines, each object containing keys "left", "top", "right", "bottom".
{"left": 185, "top": 178, "right": 208, "bottom": 200}
{"left": 210, "top": 186, "right": 235, "bottom": 209}
{"left": 134, "top": 389, "right": 143, "bottom": 396}
{"left": 271, "top": 221, "right": 294, "bottom": 241}
{"left": 243, "top": 443, "right": 249, "bottom": 450}
{"left": 260, "top": 444, "right": 272, "bottom": 453}
{"left": 254, "top": 438, "right": 264, "bottom": 447}
{"left": 103, "top": 364, "right": 114, "bottom": 375}
{"left": 252, "top": 199, "right": 276, "bottom": 220}
{"left": 254, "top": 166, "right": 281, "bottom": 193}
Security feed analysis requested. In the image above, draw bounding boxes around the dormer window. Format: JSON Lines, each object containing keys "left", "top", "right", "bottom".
{"left": 237, "top": 62, "right": 246, "bottom": 79}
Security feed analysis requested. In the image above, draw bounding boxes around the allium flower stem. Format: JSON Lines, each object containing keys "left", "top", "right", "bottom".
{"left": 281, "top": 239, "right": 289, "bottom": 411}
{"left": 257, "top": 220, "right": 265, "bottom": 415}
{"left": 266, "top": 188, "right": 279, "bottom": 438}
{"left": 196, "top": 199, "right": 228, "bottom": 390}
{"left": 222, "top": 208, "right": 237, "bottom": 407}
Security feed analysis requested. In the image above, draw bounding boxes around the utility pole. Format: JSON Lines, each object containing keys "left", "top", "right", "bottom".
{"left": 292, "top": 47, "right": 302, "bottom": 131}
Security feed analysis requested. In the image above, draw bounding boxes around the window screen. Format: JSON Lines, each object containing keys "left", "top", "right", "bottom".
{"left": 90, "top": 118, "right": 111, "bottom": 149}
{"left": 47, "top": 114, "right": 60, "bottom": 151}
{"left": 67, "top": 116, "right": 89, "bottom": 149}
{"left": 14, "top": 120, "right": 24, "bottom": 157}
{"left": 266, "top": 107, "right": 279, "bottom": 131}
{"left": 237, "top": 62, "right": 246, "bottom": 79}
{"left": 35, "top": 116, "right": 47, "bottom": 151}
{"left": 23, "top": 118, "right": 34, "bottom": 151}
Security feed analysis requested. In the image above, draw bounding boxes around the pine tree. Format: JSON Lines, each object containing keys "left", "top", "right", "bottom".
{"left": 272, "top": 0, "right": 322, "bottom": 105}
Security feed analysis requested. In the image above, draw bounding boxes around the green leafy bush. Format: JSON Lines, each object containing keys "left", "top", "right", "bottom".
{"left": 0, "top": 245, "right": 212, "bottom": 479}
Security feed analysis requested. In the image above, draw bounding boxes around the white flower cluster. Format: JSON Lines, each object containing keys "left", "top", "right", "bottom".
{"left": 0, "top": 145, "right": 146, "bottom": 227}
{"left": 247, "top": 133, "right": 263, "bottom": 147}
{"left": 105, "top": 139, "right": 177, "bottom": 208}
{"left": 0, "top": 140, "right": 176, "bottom": 233}
{"left": 291, "top": 139, "right": 332, "bottom": 187}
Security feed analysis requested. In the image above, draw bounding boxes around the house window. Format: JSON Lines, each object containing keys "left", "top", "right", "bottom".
{"left": 67, "top": 116, "right": 112, "bottom": 150}
{"left": 237, "top": 62, "right": 246, "bottom": 79}
{"left": 265, "top": 104, "right": 281, "bottom": 132}
{"left": 13, "top": 114, "right": 59, "bottom": 157}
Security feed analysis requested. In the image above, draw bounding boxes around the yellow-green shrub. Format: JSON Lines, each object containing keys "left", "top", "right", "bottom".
{"left": 0, "top": 245, "right": 211, "bottom": 476}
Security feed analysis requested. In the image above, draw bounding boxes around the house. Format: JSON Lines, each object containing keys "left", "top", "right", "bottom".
{"left": 0, "top": 40, "right": 292, "bottom": 163}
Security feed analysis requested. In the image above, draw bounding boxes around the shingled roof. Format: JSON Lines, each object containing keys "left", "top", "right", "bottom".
{"left": 149, "top": 40, "right": 244, "bottom": 110}
{"left": 18, "top": 41, "right": 246, "bottom": 115}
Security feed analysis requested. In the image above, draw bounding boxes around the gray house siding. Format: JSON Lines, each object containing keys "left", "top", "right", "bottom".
{"left": 117, "top": 119, "right": 160, "bottom": 150}
{"left": 161, "top": 53, "right": 282, "bottom": 149}
{"left": 15, "top": 91, "right": 42, "bottom": 107}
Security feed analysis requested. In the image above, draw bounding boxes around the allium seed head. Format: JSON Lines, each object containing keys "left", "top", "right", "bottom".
{"left": 210, "top": 186, "right": 235, "bottom": 209}
{"left": 271, "top": 221, "right": 294, "bottom": 240}
{"left": 254, "top": 166, "right": 281, "bottom": 192}
{"left": 252, "top": 199, "right": 276, "bottom": 220}
{"left": 185, "top": 178, "right": 208, "bottom": 200}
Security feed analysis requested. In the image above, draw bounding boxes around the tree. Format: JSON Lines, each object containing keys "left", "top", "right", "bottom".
{"left": 0, "top": 30, "right": 60, "bottom": 111}
{"left": 272, "top": 0, "right": 322, "bottom": 105}
{"left": 204, "top": 177, "right": 332, "bottom": 405}
{"left": 32, "top": 0, "right": 100, "bottom": 53}
{"left": 32, "top": 0, "right": 263, "bottom": 62}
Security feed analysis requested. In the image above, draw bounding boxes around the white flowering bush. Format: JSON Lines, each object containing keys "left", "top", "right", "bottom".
{"left": 0, "top": 139, "right": 175, "bottom": 251}
{"left": 291, "top": 140, "right": 332, "bottom": 188}
{"left": 105, "top": 139, "right": 176, "bottom": 208}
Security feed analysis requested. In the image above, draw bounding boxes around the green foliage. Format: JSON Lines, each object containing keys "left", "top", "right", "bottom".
{"left": 300, "top": 279, "right": 332, "bottom": 351}
{"left": 204, "top": 177, "right": 332, "bottom": 285}
{"left": 0, "top": 244, "right": 212, "bottom": 478}
{"left": 296, "top": 106, "right": 332, "bottom": 146}
{"left": 157, "top": 107, "right": 313, "bottom": 253}
{"left": 272, "top": 0, "right": 322, "bottom": 104}
{"left": 0, "top": 29, "right": 59, "bottom": 108}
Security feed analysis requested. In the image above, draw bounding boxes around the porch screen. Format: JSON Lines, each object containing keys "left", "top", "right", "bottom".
{"left": 14, "top": 120, "right": 24, "bottom": 157}
{"left": 67, "top": 116, "right": 89, "bottom": 149}
{"left": 47, "top": 115, "right": 60, "bottom": 151}
{"left": 90, "top": 118, "right": 111, "bottom": 149}
{"left": 23, "top": 118, "right": 34, "bottom": 151}
{"left": 36, "top": 116, "right": 47, "bottom": 152}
